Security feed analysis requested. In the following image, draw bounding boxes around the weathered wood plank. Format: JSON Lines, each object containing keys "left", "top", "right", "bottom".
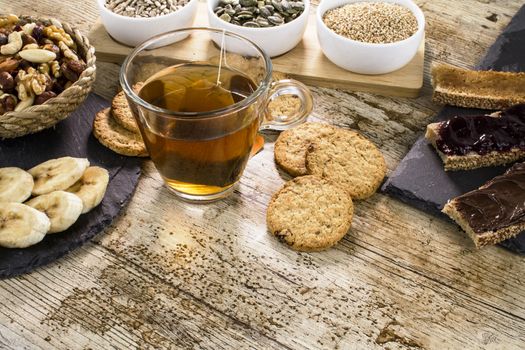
{"left": 1, "top": 0, "right": 525, "bottom": 349}
{"left": 91, "top": 160, "right": 525, "bottom": 349}
{"left": 0, "top": 245, "right": 291, "bottom": 350}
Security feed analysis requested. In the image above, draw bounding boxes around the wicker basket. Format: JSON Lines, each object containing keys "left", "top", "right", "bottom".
{"left": 0, "top": 16, "right": 96, "bottom": 139}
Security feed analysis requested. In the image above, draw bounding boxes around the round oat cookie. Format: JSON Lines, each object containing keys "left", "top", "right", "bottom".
{"left": 306, "top": 129, "right": 386, "bottom": 200}
{"left": 111, "top": 83, "right": 143, "bottom": 133}
{"left": 267, "top": 175, "right": 354, "bottom": 252}
{"left": 93, "top": 108, "right": 148, "bottom": 157}
{"left": 274, "top": 122, "right": 337, "bottom": 177}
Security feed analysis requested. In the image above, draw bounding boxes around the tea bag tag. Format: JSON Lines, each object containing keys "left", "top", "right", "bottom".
{"left": 216, "top": 29, "right": 226, "bottom": 87}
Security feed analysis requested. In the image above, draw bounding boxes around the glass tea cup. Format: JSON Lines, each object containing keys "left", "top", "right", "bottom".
{"left": 120, "top": 27, "right": 313, "bottom": 202}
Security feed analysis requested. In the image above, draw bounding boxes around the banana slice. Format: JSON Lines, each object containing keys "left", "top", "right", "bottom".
{"left": 26, "top": 191, "right": 83, "bottom": 234}
{"left": 0, "top": 203, "right": 50, "bottom": 248}
{"left": 0, "top": 167, "right": 34, "bottom": 203}
{"left": 29, "top": 157, "right": 90, "bottom": 195}
{"left": 66, "top": 166, "right": 109, "bottom": 214}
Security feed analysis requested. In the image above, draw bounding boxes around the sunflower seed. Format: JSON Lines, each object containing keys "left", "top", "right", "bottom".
{"left": 105, "top": 0, "right": 189, "bottom": 17}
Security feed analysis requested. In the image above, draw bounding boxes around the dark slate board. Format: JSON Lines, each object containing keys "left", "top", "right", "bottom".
{"left": 0, "top": 94, "right": 142, "bottom": 278}
{"left": 382, "top": 4, "right": 525, "bottom": 254}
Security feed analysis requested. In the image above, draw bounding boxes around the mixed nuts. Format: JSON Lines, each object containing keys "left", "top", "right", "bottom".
{"left": 0, "top": 14, "right": 87, "bottom": 114}
{"left": 214, "top": 0, "right": 305, "bottom": 28}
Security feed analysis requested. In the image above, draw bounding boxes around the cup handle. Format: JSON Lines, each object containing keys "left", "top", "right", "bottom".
{"left": 259, "top": 79, "right": 313, "bottom": 131}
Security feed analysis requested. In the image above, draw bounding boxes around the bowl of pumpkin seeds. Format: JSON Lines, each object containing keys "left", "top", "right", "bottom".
{"left": 207, "top": 0, "right": 310, "bottom": 57}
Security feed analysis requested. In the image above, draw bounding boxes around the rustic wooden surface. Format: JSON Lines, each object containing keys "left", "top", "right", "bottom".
{"left": 88, "top": 1, "right": 425, "bottom": 97}
{"left": 1, "top": 1, "right": 525, "bottom": 349}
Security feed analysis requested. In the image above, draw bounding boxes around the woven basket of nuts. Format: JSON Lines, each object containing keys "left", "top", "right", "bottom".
{"left": 0, "top": 14, "right": 96, "bottom": 139}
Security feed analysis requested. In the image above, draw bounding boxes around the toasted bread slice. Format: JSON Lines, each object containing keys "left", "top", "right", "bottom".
{"left": 431, "top": 63, "right": 525, "bottom": 110}
{"left": 425, "top": 121, "right": 525, "bottom": 171}
{"left": 443, "top": 200, "right": 525, "bottom": 248}
{"left": 442, "top": 162, "right": 525, "bottom": 248}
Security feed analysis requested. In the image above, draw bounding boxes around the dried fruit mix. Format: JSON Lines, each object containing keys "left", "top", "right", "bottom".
{"left": 0, "top": 14, "right": 87, "bottom": 114}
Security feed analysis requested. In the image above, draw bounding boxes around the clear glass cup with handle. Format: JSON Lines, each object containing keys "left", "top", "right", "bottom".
{"left": 120, "top": 27, "right": 313, "bottom": 202}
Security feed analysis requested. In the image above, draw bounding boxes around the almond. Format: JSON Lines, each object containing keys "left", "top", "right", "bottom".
{"left": 19, "top": 49, "right": 56, "bottom": 63}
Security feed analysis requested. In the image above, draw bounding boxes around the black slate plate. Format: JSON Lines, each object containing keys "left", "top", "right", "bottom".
{"left": 0, "top": 94, "right": 142, "bottom": 278}
{"left": 382, "top": 4, "right": 525, "bottom": 254}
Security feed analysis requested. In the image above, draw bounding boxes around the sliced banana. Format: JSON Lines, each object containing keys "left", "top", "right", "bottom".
{"left": 66, "top": 166, "right": 109, "bottom": 214}
{"left": 0, "top": 203, "right": 50, "bottom": 248}
{"left": 0, "top": 167, "right": 34, "bottom": 203}
{"left": 26, "top": 191, "right": 83, "bottom": 234}
{"left": 28, "top": 157, "right": 89, "bottom": 195}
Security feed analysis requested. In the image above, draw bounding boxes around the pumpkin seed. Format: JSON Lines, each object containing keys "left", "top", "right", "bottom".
{"left": 219, "top": 13, "right": 232, "bottom": 22}
{"left": 267, "top": 15, "right": 283, "bottom": 25}
{"left": 214, "top": 0, "right": 304, "bottom": 27}
{"left": 243, "top": 21, "right": 260, "bottom": 27}
{"left": 239, "top": 0, "right": 256, "bottom": 6}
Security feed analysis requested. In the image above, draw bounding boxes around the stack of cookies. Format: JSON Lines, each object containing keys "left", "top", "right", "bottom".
{"left": 267, "top": 122, "right": 386, "bottom": 251}
{"left": 93, "top": 84, "right": 149, "bottom": 157}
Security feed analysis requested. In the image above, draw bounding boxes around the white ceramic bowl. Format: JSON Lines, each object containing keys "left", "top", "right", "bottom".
{"left": 97, "top": 0, "right": 199, "bottom": 47}
{"left": 207, "top": 0, "right": 310, "bottom": 57}
{"left": 316, "top": 0, "right": 425, "bottom": 75}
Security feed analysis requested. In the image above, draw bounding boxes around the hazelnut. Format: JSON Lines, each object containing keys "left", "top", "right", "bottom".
{"left": 0, "top": 95, "right": 16, "bottom": 114}
{"left": 0, "top": 72, "right": 14, "bottom": 91}
{"left": 34, "top": 91, "right": 56, "bottom": 105}
{"left": 0, "top": 58, "right": 20, "bottom": 73}
{"left": 61, "top": 60, "right": 85, "bottom": 82}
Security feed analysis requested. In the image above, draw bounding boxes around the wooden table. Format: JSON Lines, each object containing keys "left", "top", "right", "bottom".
{"left": 2, "top": 1, "right": 524, "bottom": 349}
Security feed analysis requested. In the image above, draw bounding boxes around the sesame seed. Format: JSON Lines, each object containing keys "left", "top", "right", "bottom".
{"left": 323, "top": 2, "right": 419, "bottom": 44}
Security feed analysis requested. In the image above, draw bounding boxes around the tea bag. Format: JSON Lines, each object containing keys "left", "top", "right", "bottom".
{"left": 179, "top": 79, "right": 235, "bottom": 112}
{"left": 139, "top": 74, "right": 187, "bottom": 111}
{"left": 229, "top": 74, "right": 256, "bottom": 103}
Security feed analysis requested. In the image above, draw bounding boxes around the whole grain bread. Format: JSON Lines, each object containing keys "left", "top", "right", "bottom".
{"left": 431, "top": 63, "right": 525, "bottom": 110}
{"left": 443, "top": 200, "right": 525, "bottom": 248}
{"left": 425, "top": 122, "right": 525, "bottom": 171}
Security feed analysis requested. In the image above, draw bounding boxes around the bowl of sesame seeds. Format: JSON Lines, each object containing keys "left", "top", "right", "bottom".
{"left": 316, "top": 0, "right": 425, "bottom": 75}
{"left": 97, "top": 0, "right": 199, "bottom": 47}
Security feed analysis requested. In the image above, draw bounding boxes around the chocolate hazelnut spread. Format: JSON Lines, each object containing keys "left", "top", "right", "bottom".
{"left": 454, "top": 162, "right": 525, "bottom": 233}
{"left": 436, "top": 104, "right": 525, "bottom": 156}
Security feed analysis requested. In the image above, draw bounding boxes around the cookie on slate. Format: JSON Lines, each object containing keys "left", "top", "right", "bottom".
{"left": 274, "top": 122, "right": 337, "bottom": 176}
{"left": 267, "top": 175, "right": 354, "bottom": 252}
{"left": 111, "top": 83, "right": 143, "bottom": 133}
{"left": 93, "top": 108, "right": 148, "bottom": 157}
{"left": 306, "top": 129, "right": 386, "bottom": 200}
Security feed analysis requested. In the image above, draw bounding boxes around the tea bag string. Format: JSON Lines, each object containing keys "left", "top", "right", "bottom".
{"left": 216, "top": 29, "right": 226, "bottom": 86}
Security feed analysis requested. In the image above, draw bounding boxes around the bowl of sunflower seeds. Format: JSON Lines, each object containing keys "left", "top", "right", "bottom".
{"left": 97, "top": 0, "right": 199, "bottom": 47}
{"left": 208, "top": 0, "right": 310, "bottom": 57}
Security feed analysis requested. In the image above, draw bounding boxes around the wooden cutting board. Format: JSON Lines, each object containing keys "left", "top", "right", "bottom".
{"left": 88, "top": 2, "right": 425, "bottom": 98}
